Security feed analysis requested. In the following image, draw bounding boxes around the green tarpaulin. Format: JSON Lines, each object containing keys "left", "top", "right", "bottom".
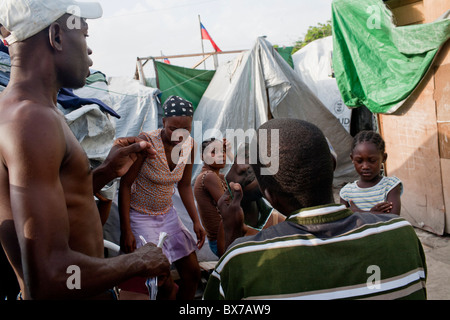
{"left": 155, "top": 61, "right": 215, "bottom": 110}
{"left": 332, "top": 0, "right": 450, "bottom": 114}
{"left": 275, "top": 46, "right": 294, "bottom": 68}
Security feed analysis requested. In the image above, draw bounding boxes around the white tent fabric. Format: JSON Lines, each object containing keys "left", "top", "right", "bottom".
{"left": 62, "top": 76, "right": 160, "bottom": 163}
{"left": 107, "top": 77, "right": 160, "bottom": 138}
{"left": 193, "top": 37, "right": 356, "bottom": 185}
{"left": 68, "top": 80, "right": 116, "bottom": 163}
{"left": 292, "top": 36, "right": 352, "bottom": 133}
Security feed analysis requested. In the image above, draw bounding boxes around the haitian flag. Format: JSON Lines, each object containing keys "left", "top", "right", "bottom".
{"left": 200, "top": 22, "right": 222, "bottom": 52}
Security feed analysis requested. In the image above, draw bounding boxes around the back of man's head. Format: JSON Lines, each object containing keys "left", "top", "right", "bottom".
{"left": 251, "top": 118, "right": 334, "bottom": 212}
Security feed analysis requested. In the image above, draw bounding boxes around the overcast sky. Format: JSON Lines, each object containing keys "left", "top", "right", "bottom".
{"left": 87, "top": 0, "right": 334, "bottom": 78}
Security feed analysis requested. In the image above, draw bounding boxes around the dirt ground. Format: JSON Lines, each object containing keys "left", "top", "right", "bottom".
{"left": 415, "top": 228, "right": 450, "bottom": 300}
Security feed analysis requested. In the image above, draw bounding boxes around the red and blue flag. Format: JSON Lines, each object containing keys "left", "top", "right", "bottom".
{"left": 200, "top": 22, "right": 221, "bottom": 52}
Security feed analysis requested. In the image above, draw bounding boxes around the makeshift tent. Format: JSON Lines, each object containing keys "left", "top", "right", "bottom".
{"left": 333, "top": 0, "right": 450, "bottom": 234}
{"left": 332, "top": 0, "right": 450, "bottom": 114}
{"left": 155, "top": 61, "right": 215, "bottom": 110}
{"left": 66, "top": 73, "right": 160, "bottom": 161}
{"left": 292, "top": 36, "right": 353, "bottom": 133}
{"left": 107, "top": 77, "right": 161, "bottom": 138}
{"left": 193, "top": 37, "right": 357, "bottom": 185}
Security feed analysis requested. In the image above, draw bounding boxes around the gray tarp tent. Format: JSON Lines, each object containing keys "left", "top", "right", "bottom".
{"left": 193, "top": 37, "right": 357, "bottom": 185}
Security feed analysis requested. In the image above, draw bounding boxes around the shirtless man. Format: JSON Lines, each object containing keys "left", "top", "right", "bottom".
{"left": 0, "top": 0, "right": 170, "bottom": 299}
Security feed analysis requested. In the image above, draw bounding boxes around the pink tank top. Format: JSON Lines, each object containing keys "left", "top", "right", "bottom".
{"left": 130, "top": 129, "right": 193, "bottom": 215}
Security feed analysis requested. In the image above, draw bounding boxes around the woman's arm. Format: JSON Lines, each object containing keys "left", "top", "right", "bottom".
{"left": 93, "top": 137, "right": 156, "bottom": 195}
{"left": 178, "top": 147, "right": 206, "bottom": 249}
{"left": 118, "top": 153, "right": 146, "bottom": 253}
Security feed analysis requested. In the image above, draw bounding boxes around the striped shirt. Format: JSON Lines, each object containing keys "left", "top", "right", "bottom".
{"left": 340, "top": 176, "right": 403, "bottom": 211}
{"left": 203, "top": 204, "right": 426, "bottom": 300}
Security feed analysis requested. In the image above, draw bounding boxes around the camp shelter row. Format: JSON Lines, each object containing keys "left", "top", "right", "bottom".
{"left": 0, "top": 0, "right": 448, "bottom": 236}
{"left": 133, "top": 0, "right": 450, "bottom": 235}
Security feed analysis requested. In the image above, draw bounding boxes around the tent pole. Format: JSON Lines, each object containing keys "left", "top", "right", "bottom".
{"left": 152, "top": 58, "right": 160, "bottom": 90}
{"left": 266, "top": 87, "right": 273, "bottom": 120}
{"left": 213, "top": 53, "right": 219, "bottom": 70}
{"left": 199, "top": 15, "right": 206, "bottom": 70}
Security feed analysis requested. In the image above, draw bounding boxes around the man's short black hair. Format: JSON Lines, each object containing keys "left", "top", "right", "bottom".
{"left": 251, "top": 118, "right": 334, "bottom": 210}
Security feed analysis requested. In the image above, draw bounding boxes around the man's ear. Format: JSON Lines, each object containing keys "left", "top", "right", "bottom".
{"left": 48, "top": 22, "right": 63, "bottom": 51}
{"left": 263, "top": 187, "right": 294, "bottom": 216}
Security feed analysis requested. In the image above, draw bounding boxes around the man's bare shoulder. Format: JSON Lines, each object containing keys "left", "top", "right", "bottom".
{"left": 0, "top": 95, "right": 66, "bottom": 163}
{"left": 1, "top": 91, "right": 63, "bottom": 125}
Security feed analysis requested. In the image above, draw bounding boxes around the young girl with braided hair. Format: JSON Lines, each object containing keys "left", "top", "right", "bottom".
{"left": 340, "top": 130, "right": 402, "bottom": 215}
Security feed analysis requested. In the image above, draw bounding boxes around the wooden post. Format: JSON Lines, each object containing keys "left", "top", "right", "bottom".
{"left": 152, "top": 58, "right": 160, "bottom": 90}
{"left": 192, "top": 53, "right": 214, "bottom": 69}
{"left": 136, "top": 58, "right": 146, "bottom": 86}
{"left": 213, "top": 53, "right": 219, "bottom": 70}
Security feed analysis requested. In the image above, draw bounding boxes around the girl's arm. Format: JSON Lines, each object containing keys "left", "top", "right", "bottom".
{"left": 385, "top": 184, "right": 402, "bottom": 215}
{"left": 203, "top": 172, "right": 226, "bottom": 203}
{"left": 340, "top": 197, "right": 349, "bottom": 207}
{"left": 341, "top": 197, "right": 368, "bottom": 213}
{"left": 343, "top": 197, "right": 393, "bottom": 214}
{"left": 178, "top": 145, "right": 206, "bottom": 249}
{"left": 118, "top": 152, "right": 146, "bottom": 253}
{"left": 216, "top": 183, "right": 246, "bottom": 257}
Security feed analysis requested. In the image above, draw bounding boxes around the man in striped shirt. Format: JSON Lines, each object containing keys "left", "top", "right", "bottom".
{"left": 203, "top": 119, "right": 426, "bottom": 300}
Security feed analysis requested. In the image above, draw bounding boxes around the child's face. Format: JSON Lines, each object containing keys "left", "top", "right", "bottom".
{"left": 350, "top": 142, "right": 387, "bottom": 183}
{"left": 203, "top": 140, "right": 226, "bottom": 169}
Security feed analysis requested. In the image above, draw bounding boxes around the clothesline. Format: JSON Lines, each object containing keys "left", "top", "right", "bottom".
{"left": 0, "top": 60, "right": 212, "bottom": 102}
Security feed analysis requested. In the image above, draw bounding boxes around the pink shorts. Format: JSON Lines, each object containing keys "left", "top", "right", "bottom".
{"left": 129, "top": 206, "right": 197, "bottom": 264}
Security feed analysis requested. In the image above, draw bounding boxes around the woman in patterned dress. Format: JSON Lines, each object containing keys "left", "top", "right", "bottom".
{"left": 118, "top": 96, "right": 206, "bottom": 300}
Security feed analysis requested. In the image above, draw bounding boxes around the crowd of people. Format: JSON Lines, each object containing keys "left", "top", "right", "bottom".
{"left": 0, "top": 0, "right": 426, "bottom": 300}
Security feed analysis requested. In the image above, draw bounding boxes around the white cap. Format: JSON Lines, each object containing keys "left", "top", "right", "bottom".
{"left": 0, "top": 0, "right": 103, "bottom": 45}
